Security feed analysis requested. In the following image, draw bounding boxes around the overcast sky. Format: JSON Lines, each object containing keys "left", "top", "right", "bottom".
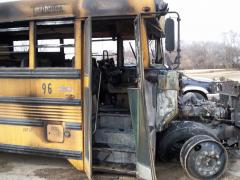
{"left": 1, "top": 0, "right": 240, "bottom": 43}
{"left": 167, "top": 0, "right": 240, "bottom": 42}
{"left": 0, "top": 0, "right": 17, "bottom": 2}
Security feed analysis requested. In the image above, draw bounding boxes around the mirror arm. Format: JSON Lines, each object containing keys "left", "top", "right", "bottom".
{"left": 176, "top": 13, "right": 181, "bottom": 65}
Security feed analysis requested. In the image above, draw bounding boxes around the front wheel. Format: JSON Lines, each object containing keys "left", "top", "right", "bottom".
{"left": 180, "top": 135, "right": 228, "bottom": 180}
{"left": 157, "top": 121, "right": 217, "bottom": 161}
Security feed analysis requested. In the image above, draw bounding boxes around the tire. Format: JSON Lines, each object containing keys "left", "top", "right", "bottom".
{"left": 180, "top": 135, "right": 228, "bottom": 180}
{"left": 157, "top": 121, "right": 217, "bottom": 161}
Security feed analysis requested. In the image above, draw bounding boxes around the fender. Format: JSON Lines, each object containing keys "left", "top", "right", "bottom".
{"left": 182, "top": 85, "right": 209, "bottom": 95}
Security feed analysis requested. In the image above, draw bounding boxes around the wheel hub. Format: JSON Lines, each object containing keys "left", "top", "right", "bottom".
{"left": 180, "top": 135, "right": 228, "bottom": 179}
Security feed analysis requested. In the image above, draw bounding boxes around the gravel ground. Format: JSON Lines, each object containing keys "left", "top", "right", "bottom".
{"left": 0, "top": 152, "right": 239, "bottom": 180}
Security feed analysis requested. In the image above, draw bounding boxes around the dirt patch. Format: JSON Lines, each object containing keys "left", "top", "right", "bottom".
{"left": 156, "top": 162, "right": 189, "bottom": 180}
{"left": 223, "top": 154, "right": 240, "bottom": 179}
{"left": 34, "top": 169, "right": 135, "bottom": 180}
{"left": 0, "top": 149, "right": 240, "bottom": 180}
{"left": 0, "top": 161, "right": 14, "bottom": 173}
{"left": 34, "top": 168, "right": 87, "bottom": 180}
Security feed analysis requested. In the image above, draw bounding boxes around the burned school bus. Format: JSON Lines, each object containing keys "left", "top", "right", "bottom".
{"left": 0, "top": 0, "right": 240, "bottom": 180}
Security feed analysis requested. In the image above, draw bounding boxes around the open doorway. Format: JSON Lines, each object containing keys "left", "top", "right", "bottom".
{"left": 90, "top": 18, "right": 138, "bottom": 175}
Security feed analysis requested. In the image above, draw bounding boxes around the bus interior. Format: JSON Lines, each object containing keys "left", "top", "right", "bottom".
{"left": 91, "top": 18, "right": 138, "bottom": 173}
{"left": 90, "top": 16, "right": 165, "bottom": 174}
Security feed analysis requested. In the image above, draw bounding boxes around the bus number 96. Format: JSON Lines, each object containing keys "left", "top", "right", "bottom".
{"left": 42, "top": 83, "right": 52, "bottom": 95}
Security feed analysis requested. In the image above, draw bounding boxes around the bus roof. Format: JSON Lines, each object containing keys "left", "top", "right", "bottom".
{"left": 0, "top": 0, "right": 162, "bottom": 23}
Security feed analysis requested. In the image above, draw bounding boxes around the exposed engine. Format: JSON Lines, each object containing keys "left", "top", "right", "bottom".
{"left": 180, "top": 92, "right": 229, "bottom": 121}
{"left": 157, "top": 76, "right": 240, "bottom": 180}
{"left": 178, "top": 76, "right": 240, "bottom": 147}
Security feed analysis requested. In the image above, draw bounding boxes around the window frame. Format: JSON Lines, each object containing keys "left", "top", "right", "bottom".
{"left": 0, "top": 21, "right": 30, "bottom": 69}
{"left": 1, "top": 19, "right": 80, "bottom": 71}
{"left": 0, "top": 18, "right": 82, "bottom": 78}
{"left": 34, "top": 19, "right": 76, "bottom": 69}
{"left": 145, "top": 19, "right": 165, "bottom": 68}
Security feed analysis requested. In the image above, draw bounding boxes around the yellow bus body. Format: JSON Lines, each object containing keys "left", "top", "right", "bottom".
{"left": 0, "top": 0, "right": 162, "bottom": 175}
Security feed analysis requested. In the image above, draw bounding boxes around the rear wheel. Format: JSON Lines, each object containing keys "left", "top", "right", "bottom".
{"left": 157, "top": 121, "right": 217, "bottom": 161}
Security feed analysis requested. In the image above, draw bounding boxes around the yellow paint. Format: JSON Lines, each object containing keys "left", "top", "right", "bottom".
{"left": 0, "top": 124, "right": 82, "bottom": 151}
{"left": 0, "top": 103, "right": 82, "bottom": 123}
{"left": 0, "top": 0, "right": 160, "bottom": 174}
{"left": 75, "top": 19, "right": 82, "bottom": 70}
{"left": 140, "top": 18, "right": 150, "bottom": 68}
{"left": 68, "top": 159, "right": 84, "bottom": 171}
{"left": 128, "top": 0, "right": 156, "bottom": 13}
{"left": 29, "top": 21, "right": 36, "bottom": 69}
{"left": 31, "top": 79, "right": 81, "bottom": 99}
{"left": 0, "top": 79, "right": 31, "bottom": 97}
{"left": 84, "top": 76, "right": 89, "bottom": 88}
{"left": 0, "top": 79, "right": 81, "bottom": 99}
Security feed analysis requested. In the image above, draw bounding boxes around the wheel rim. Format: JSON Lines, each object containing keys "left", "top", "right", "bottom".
{"left": 181, "top": 135, "right": 228, "bottom": 180}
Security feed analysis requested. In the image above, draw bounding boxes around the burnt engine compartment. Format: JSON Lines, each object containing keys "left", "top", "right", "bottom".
{"left": 157, "top": 76, "right": 240, "bottom": 180}
{"left": 178, "top": 77, "right": 240, "bottom": 148}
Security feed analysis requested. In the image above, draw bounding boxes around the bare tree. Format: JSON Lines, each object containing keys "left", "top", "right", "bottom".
{"left": 180, "top": 31, "right": 240, "bottom": 70}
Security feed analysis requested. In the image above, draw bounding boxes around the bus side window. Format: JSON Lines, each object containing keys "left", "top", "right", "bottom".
{"left": 0, "top": 22, "right": 29, "bottom": 68}
{"left": 36, "top": 20, "right": 75, "bottom": 68}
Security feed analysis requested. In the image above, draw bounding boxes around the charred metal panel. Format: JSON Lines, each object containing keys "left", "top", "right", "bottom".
{"left": 80, "top": 0, "right": 135, "bottom": 17}
{"left": 83, "top": 17, "right": 92, "bottom": 179}
{"left": 0, "top": 0, "right": 159, "bottom": 23}
{"left": 156, "top": 70, "right": 179, "bottom": 131}
{"left": 128, "top": 88, "right": 156, "bottom": 180}
{"left": 80, "top": 0, "right": 156, "bottom": 17}
{"left": 144, "top": 70, "right": 179, "bottom": 131}
{"left": 0, "top": 0, "right": 76, "bottom": 23}
{"left": 232, "top": 96, "right": 240, "bottom": 127}
{"left": 220, "top": 81, "right": 240, "bottom": 97}
{"left": 76, "top": 0, "right": 157, "bottom": 18}
{"left": 219, "top": 81, "right": 240, "bottom": 127}
{"left": 134, "top": 15, "right": 157, "bottom": 179}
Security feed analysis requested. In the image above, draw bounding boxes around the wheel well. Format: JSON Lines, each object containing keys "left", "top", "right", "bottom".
{"left": 156, "top": 121, "right": 218, "bottom": 161}
{"left": 183, "top": 90, "right": 208, "bottom": 100}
